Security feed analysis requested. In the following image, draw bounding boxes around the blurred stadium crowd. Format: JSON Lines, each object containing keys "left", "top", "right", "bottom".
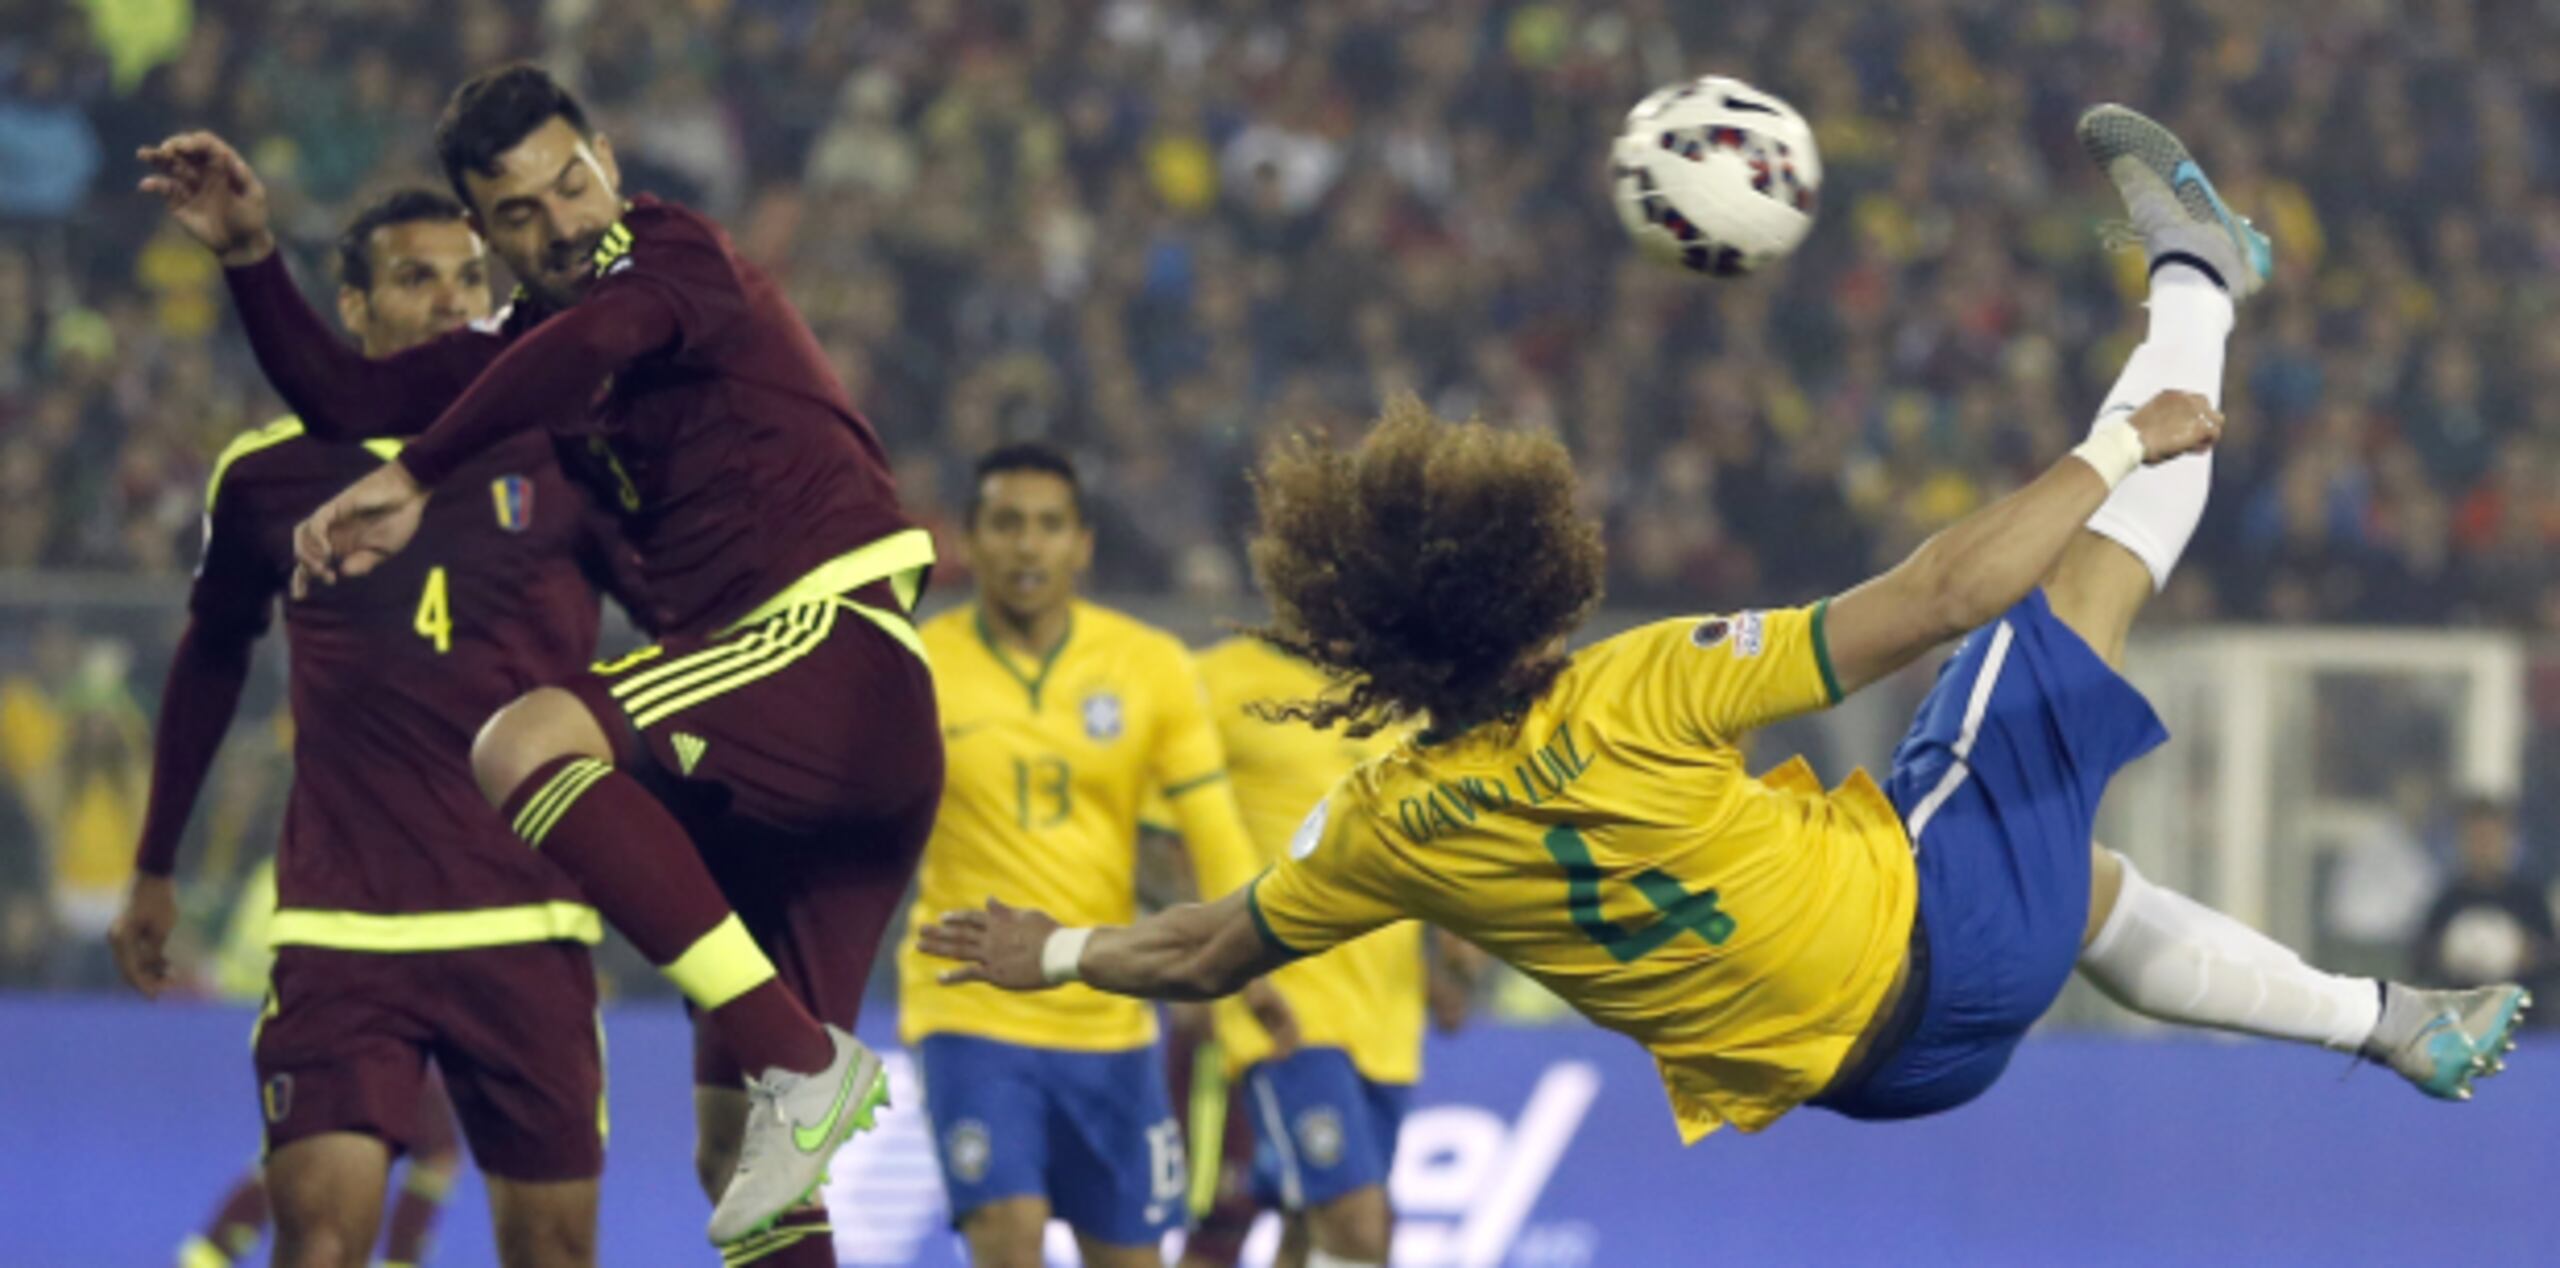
{"left": 1, "top": 0, "right": 2556, "bottom": 993}
{"left": 4, "top": 0, "right": 2558, "bottom": 616}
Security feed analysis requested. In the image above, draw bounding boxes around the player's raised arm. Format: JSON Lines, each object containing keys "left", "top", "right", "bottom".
{"left": 1817, "top": 389, "right": 2222, "bottom": 697}
{"left": 922, "top": 889, "right": 1293, "bottom": 1002}
{"left": 142, "top": 133, "right": 497, "bottom": 439}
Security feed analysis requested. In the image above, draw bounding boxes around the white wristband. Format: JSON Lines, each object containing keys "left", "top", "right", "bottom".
{"left": 2070, "top": 415, "right": 2146, "bottom": 489}
{"left": 1040, "top": 927, "right": 1094, "bottom": 986}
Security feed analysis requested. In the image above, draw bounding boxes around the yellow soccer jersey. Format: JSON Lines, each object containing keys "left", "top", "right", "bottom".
{"left": 1192, "top": 639, "right": 1424, "bottom": 1085}
{"left": 1248, "top": 606, "right": 1917, "bottom": 1141}
{"left": 901, "top": 601, "right": 1264, "bottom": 1052}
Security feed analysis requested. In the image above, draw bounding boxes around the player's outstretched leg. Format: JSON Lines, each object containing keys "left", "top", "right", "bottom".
{"left": 2042, "top": 104, "right": 2272, "bottom": 664}
{"left": 473, "top": 687, "right": 885, "bottom": 1244}
{"left": 2080, "top": 848, "right": 2529, "bottom": 1101}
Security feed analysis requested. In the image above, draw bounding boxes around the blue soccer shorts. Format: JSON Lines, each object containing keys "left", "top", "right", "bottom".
{"left": 1244, "top": 1046, "right": 1411, "bottom": 1211}
{"left": 1817, "top": 588, "right": 2169, "bottom": 1121}
{"left": 917, "top": 1033, "right": 1188, "bottom": 1246}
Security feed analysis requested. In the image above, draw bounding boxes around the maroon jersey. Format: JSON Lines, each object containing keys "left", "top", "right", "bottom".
{"left": 233, "top": 195, "right": 918, "bottom": 637}
{"left": 194, "top": 420, "right": 607, "bottom": 923}
{"left": 550, "top": 197, "right": 915, "bottom": 635}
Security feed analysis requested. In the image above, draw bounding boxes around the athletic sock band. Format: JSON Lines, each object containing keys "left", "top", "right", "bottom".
{"left": 2149, "top": 250, "right": 2226, "bottom": 291}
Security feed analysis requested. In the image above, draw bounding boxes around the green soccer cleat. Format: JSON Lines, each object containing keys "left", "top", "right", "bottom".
{"left": 2078, "top": 102, "right": 2274, "bottom": 301}
{"left": 707, "top": 1024, "right": 892, "bottom": 1245}
{"left": 2362, "top": 984, "right": 2530, "bottom": 1101}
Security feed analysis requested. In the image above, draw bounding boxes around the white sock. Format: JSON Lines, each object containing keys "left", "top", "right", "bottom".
{"left": 2082, "top": 262, "right": 2235, "bottom": 589}
{"left": 2079, "top": 854, "right": 2380, "bottom": 1052}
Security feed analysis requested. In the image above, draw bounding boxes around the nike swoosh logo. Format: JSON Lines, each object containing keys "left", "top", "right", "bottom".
{"left": 942, "top": 720, "right": 996, "bottom": 741}
{"left": 791, "top": 1065, "right": 863, "bottom": 1154}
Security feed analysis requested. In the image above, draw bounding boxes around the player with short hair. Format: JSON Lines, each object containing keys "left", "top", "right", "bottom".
{"left": 898, "top": 442, "right": 1294, "bottom": 1268}
{"left": 921, "top": 108, "right": 2528, "bottom": 1173}
{"left": 112, "top": 188, "right": 614, "bottom": 1268}
{"left": 140, "top": 62, "right": 941, "bottom": 1253}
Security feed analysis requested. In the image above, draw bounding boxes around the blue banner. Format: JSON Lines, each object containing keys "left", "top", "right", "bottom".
{"left": 3, "top": 996, "right": 2551, "bottom": 1265}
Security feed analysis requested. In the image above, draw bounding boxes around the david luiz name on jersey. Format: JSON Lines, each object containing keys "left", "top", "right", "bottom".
{"left": 1393, "top": 722, "right": 1596, "bottom": 847}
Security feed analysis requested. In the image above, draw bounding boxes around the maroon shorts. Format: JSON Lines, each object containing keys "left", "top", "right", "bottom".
{"left": 254, "top": 942, "right": 601, "bottom": 1181}
{"left": 565, "top": 580, "right": 941, "bottom": 1086}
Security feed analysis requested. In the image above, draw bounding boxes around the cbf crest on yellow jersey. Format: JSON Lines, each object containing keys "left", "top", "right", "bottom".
{"left": 901, "top": 602, "right": 1264, "bottom": 1052}
{"left": 1248, "top": 605, "right": 1919, "bottom": 1140}
{"left": 1191, "top": 639, "right": 1423, "bottom": 1085}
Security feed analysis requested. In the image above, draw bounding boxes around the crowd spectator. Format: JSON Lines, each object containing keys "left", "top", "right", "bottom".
{"left": 2411, "top": 796, "right": 2558, "bottom": 1021}
{"left": 0, "top": 0, "right": 2550, "bottom": 624}
{"left": 3, "top": 1, "right": 2560, "bottom": 991}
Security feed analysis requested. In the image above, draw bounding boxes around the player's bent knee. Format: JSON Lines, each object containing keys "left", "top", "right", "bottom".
{"left": 472, "top": 688, "right": 613, "bottom": 807}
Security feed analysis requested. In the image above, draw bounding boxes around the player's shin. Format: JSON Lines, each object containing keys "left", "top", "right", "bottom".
{"left": 2081, "top": 261, "right": 2235, "bottom": 591}
{"left": 2077, "top": 853, "right": 2379, "bottom": 1051}
{"left": 503, "top": 755, "right": 829, "bottom": 1075}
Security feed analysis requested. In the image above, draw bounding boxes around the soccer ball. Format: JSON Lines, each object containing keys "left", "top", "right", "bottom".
{"left": 1610, "top": 76, "right": 1822, "bottom": 277}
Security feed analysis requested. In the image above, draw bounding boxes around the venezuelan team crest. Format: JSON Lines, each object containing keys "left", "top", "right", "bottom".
{"left": 262, "top": 1073, "right": 294, "bottom": 1124}
{"left": 490, "top": 474, "right": 535, "bottom": 533}
{"left": 1082, "top": 691, "right": 1124, "bottom": 741}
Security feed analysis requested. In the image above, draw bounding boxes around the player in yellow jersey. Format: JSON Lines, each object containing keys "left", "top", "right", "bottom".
{"left": 898, "top": 443, "right": 1295, "bottom": 1268}
{"left": 1184, "top": 638, "right": 1418, "bottom": 1268}
{"left": 924, "top": 110, "right": 2528, "bottom": 1175}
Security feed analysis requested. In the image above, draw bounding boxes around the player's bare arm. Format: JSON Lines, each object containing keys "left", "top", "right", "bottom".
{"left": 1818, "top": 388, "right": 2221, "bottom": 696}
{"left": 923, "top": 890, "right": 1293, "bottom": 1002}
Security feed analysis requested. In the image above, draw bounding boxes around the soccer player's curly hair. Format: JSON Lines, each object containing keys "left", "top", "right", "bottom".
{"left": 1248, "top": 394, "right": 1605, "bottom": 737}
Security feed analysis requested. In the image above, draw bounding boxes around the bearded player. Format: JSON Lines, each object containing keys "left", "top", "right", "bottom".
{"left": 923, "top": 108, "right": 2527, "bottom": 1168}
{"left": 141, "top": 63, "right": 940, "bottom": 1252}
{"left": 113, "top": 189, "right": 617, "bottom": 1268}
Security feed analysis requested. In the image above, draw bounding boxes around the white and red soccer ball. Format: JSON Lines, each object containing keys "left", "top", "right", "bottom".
{"left": 1611, "top": 76, "right": 1822, "bottom": 277}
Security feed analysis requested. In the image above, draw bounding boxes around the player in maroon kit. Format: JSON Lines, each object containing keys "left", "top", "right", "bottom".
{"left": 140, "top": 64, "right": 942, "bottom": 1253}
{"left": 110, "top": 190, "right": 616, "bottom": 1268}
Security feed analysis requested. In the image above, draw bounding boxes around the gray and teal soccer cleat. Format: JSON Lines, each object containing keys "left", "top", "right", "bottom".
{"left": 2078, "top": 103, "right": 2274, "bottom": 300}
{"left": 707, "top": 1024, "right": 891, "bottom": 1244}
{"left": 2362, "top": 983, "right": 2530, "bottom": 1102}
